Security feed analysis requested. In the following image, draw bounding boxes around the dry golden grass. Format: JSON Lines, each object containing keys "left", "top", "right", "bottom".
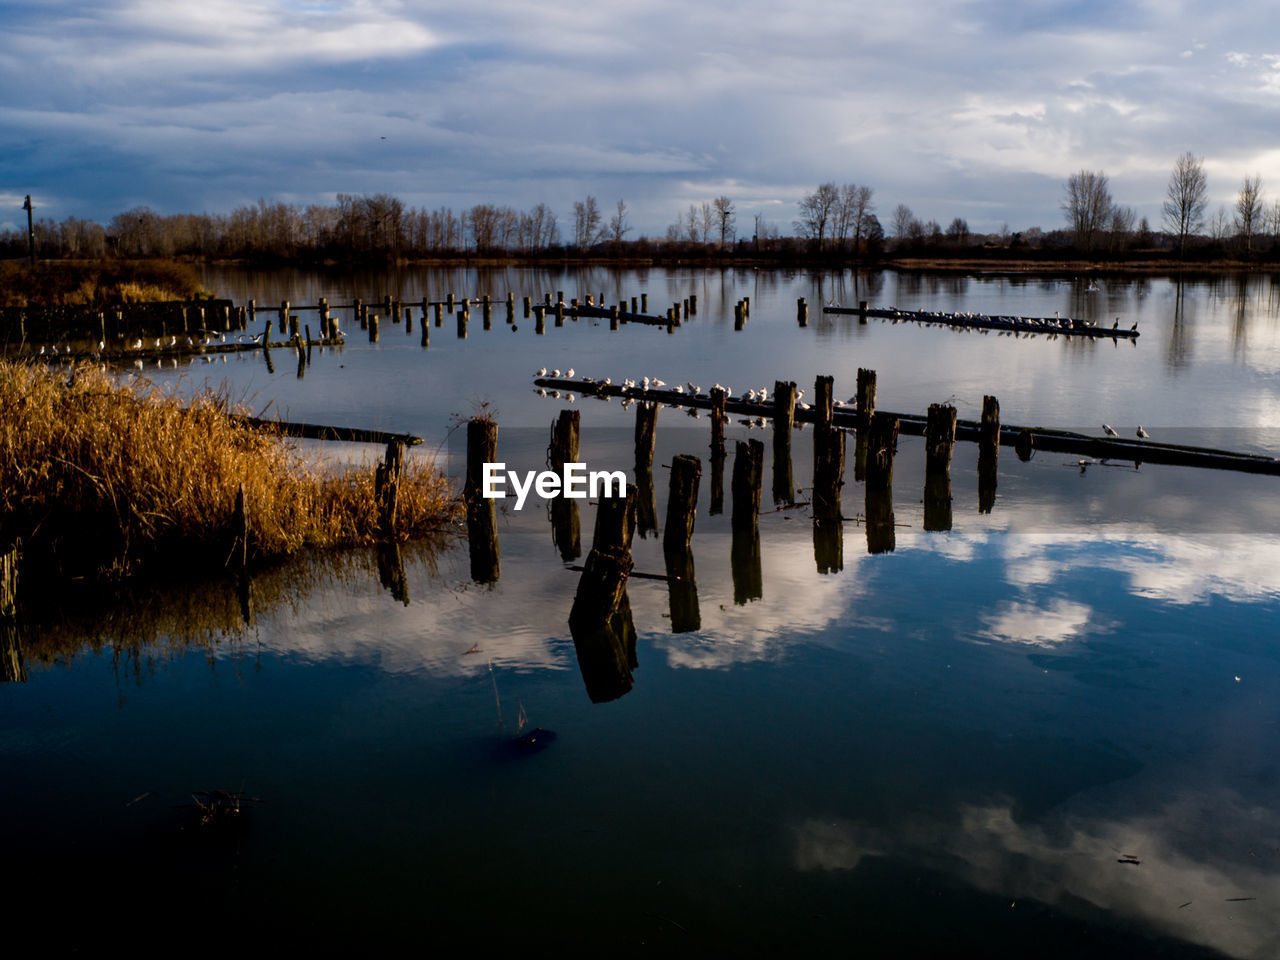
{"left": 0, "top": 359, "right": 459, "bottom": 579}
{"left": 0, "top": 259, "right": 208, "bottom": 308}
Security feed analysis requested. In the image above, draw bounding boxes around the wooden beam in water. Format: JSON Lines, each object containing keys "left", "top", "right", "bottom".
{"left": 824, "top": 304, "right": 1140, "bottom": 338}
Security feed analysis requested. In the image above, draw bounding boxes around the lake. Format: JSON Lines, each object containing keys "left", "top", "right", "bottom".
{"left": 4, "top": 266, "right": 1280, "bottom": 955}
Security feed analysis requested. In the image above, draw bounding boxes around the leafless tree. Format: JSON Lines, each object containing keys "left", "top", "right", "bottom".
{"left": 891, "top": 204, "right": 914, "bottom": 241}
{"left": 1235, "top": 174, "right": 1264, "bottom": 253}
{"left": 1062, "top": 170, "right": 1112, "bottom": 252}
{"left": 607, "top": 199, "right": 630, "bottom": 244}
{"left": 945, "top": 217, "right": 970, "bottom": 246}
{"left": 1109, "top": 204, "right": 1136, "bottom": 252}
{"left": 837, "top": 184, "right": 875, "bottom": 252}
{"left": 1210, "top": 204, "right": 1231, "bottom": 241}
{"left": 1162, "top": 152, "right": 1208, "bottom": 258}
{"left": 795, "top": 183, "right": 840, "bottom": 247}
{"left": 713, "top": 196, "right": 735, "bottom": 247}
{"left": 573, "top": 196, "right": 602, "bottom": 249}
{"left": 685, "top": 203, "right": 703, "bottom": 243}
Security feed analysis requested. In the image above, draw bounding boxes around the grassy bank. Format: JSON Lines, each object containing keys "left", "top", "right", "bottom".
{"left": 0, "top": 360, "right": 458, "bottom": 581}
{"left": 0, "top": 259, "right": 210, "bottom": 308}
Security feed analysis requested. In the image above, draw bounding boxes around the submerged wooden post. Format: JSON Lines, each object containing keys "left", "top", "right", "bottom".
{"left": 856, "top": 367, "right": 877, "bottom": 427}
{"left": 465, "top": 418, "right": 500, "bottom": 583}
{"left": 979, "top": 395, "right": 1000, "bottom": 514}
{"left": 635, "top": 402, "right": 658, "bottom": 473}
{"left": 731, "top": 439, "right": 764, "bottom": 531}
{"left": 663, "top": 455, "right": 702, "bottom": 551}
{"left": 797, "top": 297, "right": 808, "bottom": 326}
{"left": 709, "top": 387, "right": 726, "bottom": 457}
{"left": 375, "top": 439, "right": 405, "bottom": 538}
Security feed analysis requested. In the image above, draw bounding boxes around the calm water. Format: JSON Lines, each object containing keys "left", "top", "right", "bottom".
{"left": 5, "top": 267, "right": 1280, "bottom": 954}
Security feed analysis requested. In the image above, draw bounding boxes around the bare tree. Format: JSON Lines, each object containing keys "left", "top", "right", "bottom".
{"left": 686, "top": 203, "right": 703, "bottom": 243}
{"left": 891, "top": 204, "right": 914, "bottom": 241}
{"left": 1109, "top": 204, "right": 1136, "bottom": 252}
{"left": 573, "top": 196, "right": 602, "bottom": 249}
{"left": 1235, "top": 174, "right": 1264, "bottom": 253}
{"left": 795, "top": 183, "right": 839, "bottom": 248}
{"left": 1162, "top": 152, "right": 1208, "bottom": 258}
{"left": 1062, "top": 170, "right": 1112, "bottom": 252}
{"left": 607, "top": 199, "right": 630, "bottom": 244}
{"left": 713, "top": 196, "right": 735, "bottom": 247}
{"left": 1210, "top": 204, "right": 1231, "bottom": 242}
{"left": 845, "top": 184, "right": 874, "bottom": 252}
{"left": 944, "top": 217, "right": 970, "bottom": 246}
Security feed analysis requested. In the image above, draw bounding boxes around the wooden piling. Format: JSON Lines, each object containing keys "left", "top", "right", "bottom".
{"left": 732, "top": 439, "right": 764, "bottom": 531}
{"left": 404, "top": 307, "right": 413, "bottom": 333}
{"left": 641, "top": 293, "right": 648, "bottom": 312}
{"left": 375, "top": 439, "right": 404, "bottom": 538}
{"left": 743, "top": 296, "right": 750, "bottom": 317}
{"left": 535, "top": 309, "right": 546, "bottom": 335}
{"left": 709, "top": 448, "right": 726, "bottom": 516}
{"left": 709, "top": 387, "right": 727, "bottom": 456}
{"left": 635, "top": 402, "right": 658, "bottom": 473}
{"left": 610, "top": 306, "right": 619, "bottom": 329}
{"left": 465, "top": 418, "right": 500, "bottom": 583}
{"left": 376, "top": 541, "right": 410, "bottom": 605}
{"left": 434, "top": 302, "right": 443, "bottom": 327}
{"left": 523, "top": 296, "right": 531, "bottom": 318}
{"left": 506, "top": 292, "right": 515, "bottom": 323}
{"left": 304, "top": 324, "right": 313, "bottom": 364}
{"left": 734, "top": 302, "right": 744, "bottom": 330}
{"left": 447, "top": 292, "right": 455, "bottom": 312}
{"left": 865, "top": 478, "right": 895, "bottom": 555}
{"left": 858, "top": 300, "right": 868, "bottom": 324}
{"left": 457, "top": 309, "right": 467, "bottom": 339}
{"left": 230, "top": 487, "right": 248, "bottom": 571}
{"left": 797, "top": 297, "right": 808, "bottom": 326}
{"left": 866, "top": 412, "right": 899, "bottom": 486}
{"left": 319, "top": 297, "right": 330, "bottom": 338}
{"left": 925, "top": 403, "right": 957, "bottom": 473}
{"left": 979, "top": 395, "right": 999, "bottom": 513}
{"left": 773, "top": 381, "right": 796, "bottom": 505}
{"left": 663, "top": 537, "right": 700, "bottom": 633}
{"left": 856, "top": 368, "right": 877, "bottom": 427}
{"left": 689, "top": 293, "right": 697, "bottom": 315}
{"left": 482, "top": 294, "right": 492, "bottom": 325}
{"left": 569, "top": 530, "right": 636, "bottom": 702}
{"left": 663, "top": 455, "right": 702, "bottom": 551}
{"left": 592, "top": 482, "right": 636, "bottom": 555}
{"left": 279, "top": 300, "right": 289, "bottom": 335}
{"left": 248, "top": 298, "right": 256, "bottom": 324}
{"left": 550, "top": 409, "right": 580, "bottom": 471}
{"left": 635, "top": 467, "right": 658, "bottom": 540}
{"left": 555, "top": 301, "right": 564, "bottom": 326}
{"left": 0, "top": 621, "right": 25, "bottom": 683}
{"left": 356, "top": 298, "right": 366, "bottom": 330}
{"left": 369, "top": 313, "right": 379, "bottom": 343}
{"left": 420, "top": 313, "right": 430, "bottom": 347}
{"left": 552, "top": 497, "right": 582, "bottom": 562}
{"left": 1015, "top": 429, "right": 1035, "bottom": 461}
{"left": 814, "top": 375, "right": 834, "bottom": 429}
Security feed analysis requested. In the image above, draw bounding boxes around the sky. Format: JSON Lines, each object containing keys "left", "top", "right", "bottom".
{"left": 2, "top": 0, "right": 1279, "bottom": 238}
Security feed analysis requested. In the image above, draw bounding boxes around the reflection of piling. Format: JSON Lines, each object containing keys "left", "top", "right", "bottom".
{"left": 0, "top": 621, "right": 25, "bottom": 683}
{"left": 376, "top": 541, "right": 410, "bottom": 605}
{"left": 865, "top": 412, "right": 898, "bottom": 554}
{"left": 635, "top": 467, "right": 658, "bottom": 539}
{"left": 1, "top": 541, "right": 18, "bottom": 618}
{"left": 635, "top": 402, "right": 658, "bottom": 473}
{"left": 663, "top": 540, "right": 700, "bottom": 633}
{"left": 230, "top": 485, "right": 248, "bottom": 571}
{"left": 813, "top": 423, "right": 845, "bottom": 573}
{"left": 551, "top": 497, "right": 582, "bottom": 562}
{"left": 731, "top": 519, "right": 763, "bottom": 605}
{"left": 569, "top": 485, "right": 637, "bottom": 702}
{"left": 709, "top": 448, "right": 726, "bottom": 516}
{"left": 732, "top": 439, "right": 764, "bottom": 531}
{"left": 979, "top": 395, "right": 1000, "bottom": 513}
{"left": 709, "top": 387, "right": 726, "bottom": 457}
{"left": 434, "top": 302, "right": 443, "bottom": 327}
{"left": 924, "top": 404, "right": 956, "bottom": 532}
{"left": 465, "top": 418, "right": 500, "bottom": 583}
{"left": 773, "top": 380, "right": 796, "bottom": 504}
{"left": 1015, "top": 429, "right": 1035, "bottom": 461}
{"left": 550, "top": 409, "right": 579, "bottom": 470}
{"left": 664, "top": 455, "right": 702, "bottom": 551}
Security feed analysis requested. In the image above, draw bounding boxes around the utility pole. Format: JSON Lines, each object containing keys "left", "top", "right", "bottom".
{"left": 22, "top": 195, "right": 35, "bottom": 265}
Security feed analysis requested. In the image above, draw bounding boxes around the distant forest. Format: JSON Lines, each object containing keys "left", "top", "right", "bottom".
{"left": 5, "top": 158, "right": 1280, "bottom": 266}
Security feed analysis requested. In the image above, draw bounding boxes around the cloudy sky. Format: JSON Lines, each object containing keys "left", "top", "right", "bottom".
{"left": 2, "top": 0, "right": 1278, "bottom": 237}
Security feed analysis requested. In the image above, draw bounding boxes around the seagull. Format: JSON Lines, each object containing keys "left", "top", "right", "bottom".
{"left": 1136, "top": 426, "right": 1149, "bottom": 439}
{"left": 642, "top": 377, "right": 650, "bottom": 391}
{"left": 1102, "top": 424, "right": 1119, "bottom": 437}
{"left": 551, "top": 368, "right": 561, "bottom": 377}
{"left": 651, "top": 377, "right": 666, "bottom": 388}
{"left": 565, "top": 367, "right": 574, "bottom": 378}
{"left": 536, "top": 366, "right": 547, "bottom": 376}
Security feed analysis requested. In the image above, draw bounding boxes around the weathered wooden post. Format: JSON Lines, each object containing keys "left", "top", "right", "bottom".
{"left": 773, "top": 380, "right": 796, "bottom": 505}
{"left": 535, "top": 308, "right": 546, "bottom": 335}
{"left": 1015, "top": 429, "right": 1035, "bottom": 461}
{"left": 421, "top": 296, "right": 429, "bottom": 326}
{"left": 865, "top": 412, "right": 898, "bottom": 555}
{"left": 555, "top": 300, "right": 564, "bottom": 326}
{"left": 797, "top": 297, "right": 808, "bottom": 326}
{"left": 377, "top": 540, "right": 410, "bottom": 605}
{"left": 457, "top": 309, "right": 467, "bottom": 339}
{"left": 640, "top": 293, "right": 648, "bottom": 312}
{"left": 383, "top": 294, "right": 393, "bottom": 322}
{"left": 631, "top": 296, "right": 638, "bottom": 314}
{"left": 689, "top": 293, "right": 697, "bottom": 315}
{"left": 523, "top": 295, "right": 531, "bottom": 318}
{"left": 664, "top": 455, "right": 702, "bottom": 551}
{"left": 404, "top": 307, "right": 413, "bottom": 334}
{"left": 355, "top": 298, "right": 366, "bottom": 330}
{"left": 732, "top": 439, "right": 764, "bottom": 531}
{"left": 709, "top": 387, "right": 726, "bottom": 457}
{"left": 434, "top": 302, "right": 443, "bottom": 327}
{"left": 304, "top": 324, "right": 313, "bottom": 364}
{"left": 420, "top": 313, "right": 430, "bottom": 347}
{"left": 319, "top": 297, "right": 330, "bottom": 338}
{"left": 979, "top": 395, "right": 999, "bottom": 514}
{"left": 506, "top": 292, "right": 515, "bottom": 323}
{"left": 557, "top": 289, "right": 564, "bottom": 303}
{"left": 482, "top": 294, "right": 492, "bottom": 326}
{"left": 550, "top": 409, "right": 580, "bottom": 470}
{"left": 551, "top": 495, "right": 582, "bottom": 562}
{"left": 369, "top": 313, "right": 379, "bottom": 343}
{"left": 278, "top": 300, "right": 289, "bottom": 335}
{"left": 289, "top": 315, "right": 299, "bottom": 338}
{"left": 635, "top": 402, "right": 658, "bottom": 474}
{"left": 923, "top": 403, "right": 956, "bottom": 532}
{"left": 465, "top": 417, "right": 500, "bottom": 583}
{"left": 635, "top": 466, "right": 658, "bottom": 539}
{"left": 610, "top": 306, "right": 619, "bottom": 330}
{"left": 734, "top": 301, "right": 744, "bottom": 330}
{"left": 856, "top": 367, "right": 877, "bottom": 427}
{"left": 858, "top": 300, "right": 868, "bottom": 324}
{"left": 709, "top": 446, "right": 725, "bottom": 517}
{"left": 375, "top": 438, "right": 405, "bottom": 538}
{"left": 293, "top": 334, "right": 306, "bottom": 378}
{"left": 814, "top": 375, "right": 834, "bottom": 429}
{"left": 447, "top": 292, "right": 455, "bottom": 313}
{"left": 248, "top": 298, "right": 256, "bottom": 325}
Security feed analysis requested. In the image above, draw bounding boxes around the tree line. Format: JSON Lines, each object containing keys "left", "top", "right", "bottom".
{"left": 6, "top": 154, "right": 1280, "bottom": 263}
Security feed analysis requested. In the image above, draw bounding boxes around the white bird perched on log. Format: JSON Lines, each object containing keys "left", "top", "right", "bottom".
{"left": 566, "top": 367, "right": 574, "bottom": 378}
{"left": 651, "top": 377, "right": 666, "bottom": 388}
{"left": 1102, "top": 424, "right": 1119, "bottom": 437}
{"left": 1136, "top": 426, "right": 1149, "bottom": 438}
{"left": 641, "top": 376, "right": 650, "bottom": 391}
{"left": 551, "top": 368, "right": 561, "bottom": 377}
{"left": 536, "top": 366, "right": 547, "bottom": 376}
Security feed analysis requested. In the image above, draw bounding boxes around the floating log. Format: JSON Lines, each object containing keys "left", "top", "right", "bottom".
{"left": 664, "top": 454, "right": 702, "bottom": 551}
{"left": 230, "top": 416, "right": 421, "bottom": 446}
{"left": 824, "top": 304, "right": 1141, "bottom": 338}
